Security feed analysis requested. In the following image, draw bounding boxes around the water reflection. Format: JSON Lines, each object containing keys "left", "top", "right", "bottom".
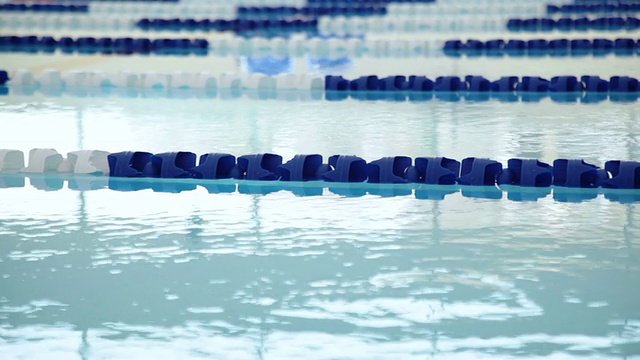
{"left": 0, "top": 177, "right": 639, "bottom": 359}
{"left": 1, "top": 174, "right": 639, "bottom": 204}
{"left": 1, "top": 85, "right": 640, "bottom": 358}
{"left": 3, "top": 85, "right": 638, "bottom": 104}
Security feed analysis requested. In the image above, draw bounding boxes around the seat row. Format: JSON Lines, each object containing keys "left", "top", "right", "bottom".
{"left": 547, "top": 3, "right": 640, "bottom": 14}
{"left": 443, "top": 38, "right": 639, "bottom": 56}
{"left": 1, "top": 149, "right": 637, "bottom": 189}
{"left": 507, "top": 16, "right": 640, "bottom": 31}
{"left": 325, "top": 75, "right": 639, "bottom": 93}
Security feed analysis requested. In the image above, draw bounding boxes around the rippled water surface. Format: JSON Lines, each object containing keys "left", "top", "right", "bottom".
{"left": 1, "top": 94, "right": 640, "bottom": 359}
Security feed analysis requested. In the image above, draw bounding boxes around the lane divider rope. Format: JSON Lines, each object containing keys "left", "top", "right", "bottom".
{"left": 6, "top": 14, "right": 618, "bottom": 33}
{"left": 547, "top": 3, "right": 640, "bottom": 15}
{"left": 2, "top": 70, "right": 638, "bottom": 92}
{"left": 442, "top": 37, "right": 639, "bottom": 56}
{"left": 0, "top": 149, "right": 638, "bottom": 192}
{"left": 507, "top": 15, "right": 640, "bottom": 31}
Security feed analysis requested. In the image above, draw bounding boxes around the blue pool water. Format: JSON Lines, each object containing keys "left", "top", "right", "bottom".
{"left": 1, "top": 94, "right": 640, "bottom": 358}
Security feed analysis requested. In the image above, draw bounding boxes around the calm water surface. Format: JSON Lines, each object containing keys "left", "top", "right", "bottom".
{"left": 1, "top": 94, "right": 640, "bottom": 359}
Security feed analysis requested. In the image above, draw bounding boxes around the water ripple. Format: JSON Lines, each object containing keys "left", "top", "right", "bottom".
{"left": 1, "top": 95, "right": 639, "bottom": 359}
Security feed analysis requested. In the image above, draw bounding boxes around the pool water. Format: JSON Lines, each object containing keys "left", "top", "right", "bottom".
{"left": 1, "top": 94, "right": 640, "bottom": 359}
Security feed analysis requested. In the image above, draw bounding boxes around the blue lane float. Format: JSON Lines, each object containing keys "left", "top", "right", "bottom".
{"left": 142, "top": 152, "right": 196, "bottom": 178}
{"left": 235, "top": 153, "right": 283, "bottom": 181}
{"left": 0, "top": 35, "right": 209, "bottom": 55}
{"left": 506, "top": 16, "right": 640, "bottom": 31}
{"left": 443, "top": 37, "right": 639, "bottom": 57}
{"left": 457, "top": 158, "right": 503, "bottom": 186}
{"left": 497, "top": 159, "right": 553, "bottom": 187}
{"left": 107, "top": 151, "right": 153, "bottom": 178}
{"left": 322, "top": 155, "right": 368, "bottom": 182}
{"left": 191, "top": 153, "right": 236, "bottom": 180}
{"left": 86, "top": 151, "right": 640, "bottom": 189}
{"left": 278, "top": 154, "right": 325, "bottom": 181}
{"left": 552, "top": 159, "right": 609, "bottom": 188}
{"left": 0, "top": 70, "right": 8, "bottom": 86}
{"left": 547, "top": 3, "right": 640, "bottom": 14}
{"left": 136, "top": 18, "right": 319, "bottom": 33}
{"left": 366, "top": 156, "right": 412, "bottom": 184}
{"left": 610, "top": 75, "right": 639, "bottom": 91}
{"left": 410, "top": 157, "right": 460, "bottom": 185}
{"left": 434, "top": 76, "right": 467, "bottom": 92}
{"left": 324, "top": 75, "right": 640, "bottom": 93}
{"left": 0, "top": 4, "right": 89, "bottom": 12}
{"left": 603, "top": 160, "right": 640, "bottom": 189}
{"left": 517, "top": 76, "right": 551, "bottom": 92}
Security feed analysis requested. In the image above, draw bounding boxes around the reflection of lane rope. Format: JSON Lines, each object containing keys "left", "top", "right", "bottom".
{"left": 0, "top": 173, "right": 637, "bottom": 203}
{"left": 1, "top": 84, "right": 637, "bottom": 105}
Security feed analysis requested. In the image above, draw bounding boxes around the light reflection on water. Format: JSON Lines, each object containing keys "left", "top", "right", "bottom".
{"left": 0, "top": 94, "right": 639, "bottom": 165}
{"left": 0, "top": 95, "right": 640, "bottom": 359}
{"left": 0, "top": 182, "right": 639, "bottom": 359}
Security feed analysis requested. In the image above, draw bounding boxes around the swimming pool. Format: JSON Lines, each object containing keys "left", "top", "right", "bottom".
{"left": 2, "top": 0, "right": 640, "bottom": 359}
{"left": 1, "top": 89, "right": 639, "bottom": 358}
